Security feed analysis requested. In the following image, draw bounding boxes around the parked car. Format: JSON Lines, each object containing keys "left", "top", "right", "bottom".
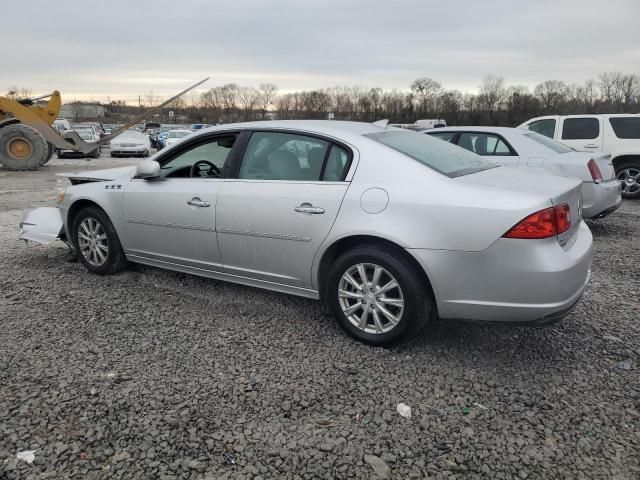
{"left": 57, "top": 129, "right": 100, "bottom": 159}
{"left": 518, "top": 114, "right": 640, "bottom": 199}
{"left": 71, "top": 124, "right": 100, "bottom": 142}
{"left": 190, "top": 123, "right": 212, "bottom": 131}
{"left": 19, "top": 121, "right": 592, "bottom": 346}
{"left": 164, "top": 129, "right": 193, "bottom": 148}
{"left": 109, "top": 129, "right": 151, "bottom": 157}
{"left": 53, "top": 118, "right": 71, "bottom": 133}
{"left": 426, "top": 127, "right": 621, "bottom": 219}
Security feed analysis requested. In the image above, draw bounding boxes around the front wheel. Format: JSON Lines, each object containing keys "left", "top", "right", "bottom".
{"left": 616, "top": 161, "right": 640, "bottom": 199}
{"left": 72, "top": 206, "right": 128, "bottom": 275}
{"left": 325, "top": 245, "right": 434, "bottom": 346}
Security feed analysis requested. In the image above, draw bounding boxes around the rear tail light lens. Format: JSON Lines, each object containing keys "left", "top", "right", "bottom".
{"left": 503, "top": 204, "right": 571, "bottom": 239}
{"left": 587, "top": 159, "right": 602, "bottom": 183}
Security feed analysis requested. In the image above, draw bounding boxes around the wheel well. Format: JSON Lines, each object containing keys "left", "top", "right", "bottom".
{"left": 317, "top": 235, "right": 435, "bottom": 301}
{"left": 67, "top": 199, "right": 105, "bottom": 230}
{"left": 612, "top": 155, "right": 640, "bottom": 171}
{"left": 0, "top": 118, "right": 20, "bottom": 130}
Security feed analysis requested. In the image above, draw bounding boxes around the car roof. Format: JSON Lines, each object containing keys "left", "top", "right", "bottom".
{"left": 194, "top": 120, "right": 388, "bottom": 143}
{"left": 426, "top": 126, "right": 526, "bottom": 135}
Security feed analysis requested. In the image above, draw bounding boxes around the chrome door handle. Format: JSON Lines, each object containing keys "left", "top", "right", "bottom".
{"left": 187, "top": 198, "right": 210, "bottom": 207}
{"left": 294, "top": 204, "right": 325, "bottom": 214}
{"left": 584, "top": 144, "right": 598, "bottom": 148}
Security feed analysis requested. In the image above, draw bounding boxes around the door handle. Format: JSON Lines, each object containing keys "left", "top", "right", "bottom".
{"left": 294, "top": 204, "right": 325, "bottom": 214}
{"left": 584, "top": 144, "right": 598, "bottom": 148}
{"left": 187, "top": 198, "right": 210, "bottom": 207}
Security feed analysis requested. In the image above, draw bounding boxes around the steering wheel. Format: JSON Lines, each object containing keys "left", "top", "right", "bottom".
{"left": 190, "top": 160, "right": 221, "bottom": 178}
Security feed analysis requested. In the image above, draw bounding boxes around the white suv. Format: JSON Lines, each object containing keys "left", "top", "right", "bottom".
{"left": 518, "top": 114, "right": 640, "bottom": 199}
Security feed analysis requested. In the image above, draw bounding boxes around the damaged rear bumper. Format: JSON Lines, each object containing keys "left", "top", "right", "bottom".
{"left": 19, "top": 207, "right": 64, "bottom": 244}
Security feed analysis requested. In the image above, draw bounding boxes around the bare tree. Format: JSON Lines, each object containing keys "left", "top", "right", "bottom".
{"left": 477, "top": 75, "right": 506, "bottom": 121}
{"left": 410, "top": 77, "right": 441, "bottom": 115}
{"left": 534, "top": 80, "right": 569, "bottom": 111}
{"left": 237, "top": 86, "right": 259, "bottom": 120}
{"left": 257, "top": 83, "right": 278, "bottom": 119}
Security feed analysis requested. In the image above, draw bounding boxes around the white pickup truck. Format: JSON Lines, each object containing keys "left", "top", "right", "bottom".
{"left": 518, "top": 114, "right": 640, "bottom": 199}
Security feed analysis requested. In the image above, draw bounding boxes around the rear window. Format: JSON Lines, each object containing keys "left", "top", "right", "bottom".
{"left": 366, "top": 131, "right": 498, "bottom": 178}
{"left": 609, "top": 117, "right": 640, "bottom": 139}
{"left": 524, "top": 132, "right": 574, "bottom": 154}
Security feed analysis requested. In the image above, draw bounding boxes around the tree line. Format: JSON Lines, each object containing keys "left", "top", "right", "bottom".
{"left": 7, "top": 72, "right": 640, "bottom": 126}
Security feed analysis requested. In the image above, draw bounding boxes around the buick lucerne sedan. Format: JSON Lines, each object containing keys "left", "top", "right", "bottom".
{"left": 20, "top": 121, "right": 593, "bottom": 345}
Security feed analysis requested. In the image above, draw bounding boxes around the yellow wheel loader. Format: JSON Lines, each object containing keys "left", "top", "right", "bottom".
{"left": 0, "top": 78, "right": 208, "bottom": 171}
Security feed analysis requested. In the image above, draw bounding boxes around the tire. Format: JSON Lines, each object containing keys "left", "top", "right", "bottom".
{"left": 71, "top": 206, "right": 128, "bottom": 275}
{"left": 0, "top": 124, "right": 48, "bottom": 170}
{"left": 41, "top": 142, "right": 55, "bottom": 165}
{"left": 616, "top": 160, "right": 640, "bottom": 199}
{"left": 325, "top": 245, "right": 434, "bottom": 346}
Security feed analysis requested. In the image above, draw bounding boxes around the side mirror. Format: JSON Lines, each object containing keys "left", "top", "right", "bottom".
{"left": 136, "top": 160, "right": 160, "bottom": 179}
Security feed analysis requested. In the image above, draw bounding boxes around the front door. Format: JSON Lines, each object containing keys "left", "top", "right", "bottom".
{"left": 122, "top": 132, "right": 239, "bottom": 270}
{"left": 216, "top": 130, "right": 353, "bottom": 288}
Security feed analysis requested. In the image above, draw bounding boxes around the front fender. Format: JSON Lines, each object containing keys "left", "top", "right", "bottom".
{"left": 19, "top": 207, "right": 64, "bottom": 244}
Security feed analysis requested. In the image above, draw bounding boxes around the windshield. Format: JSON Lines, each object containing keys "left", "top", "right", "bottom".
{"left": 168, "top": 131, "right": 190, "bottom": 138}
{"left": 524, "top": 131, "right": 574, "bottom": 153}
{"left": 77, "top": 130, "right": 94, "bottom": 140}
{"left": 366, "top": 131, "right": 498, "bottom": 178}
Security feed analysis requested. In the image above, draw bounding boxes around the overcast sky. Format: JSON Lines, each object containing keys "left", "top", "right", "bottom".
{"left": 2, "top": 0, "right": 638, "bottom": 102}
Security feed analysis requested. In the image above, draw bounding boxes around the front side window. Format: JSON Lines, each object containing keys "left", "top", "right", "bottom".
{"left": 562, "top": 118, "right": 600, "bottom": 140}
{"left": 239, "top": 132, "right": 330, "bottom": 181}
{"left": 457, "top": 133, "right": 513, "bottom": 156}
{"left": 159, "top": 135, "right": 236, "bottom": 178}
{"left": 609, "top": 117, "right": 640, "bottom": 139}
{"left": 366, "top": 131, "right": 497, "bottom": 178}
{"left": 528, "top": 119, "right": 556, "bottom": 138}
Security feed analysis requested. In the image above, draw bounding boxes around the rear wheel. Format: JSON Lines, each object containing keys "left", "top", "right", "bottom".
{"left": 72, "top": 206, "right": 128, "bottom": 275}
{"left": 326, "top": 245, "right": 433, "bottom": 346}
{"left": 616, "top": 160, "right": 640, "bottom": 199}
{"left": 0, "top": 124, "right": 48, "bottom": 170}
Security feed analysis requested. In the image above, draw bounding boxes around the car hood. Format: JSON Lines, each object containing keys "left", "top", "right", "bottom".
{"left": 58, "top": 166, "right": 137, "bottom": 184}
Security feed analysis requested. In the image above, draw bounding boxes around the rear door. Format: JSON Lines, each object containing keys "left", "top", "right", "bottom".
{"left": 559, "top": 117, "right": 603, "bottom": 152}
{"left": 216, "top": 130, "right": 353, "bottom": 289}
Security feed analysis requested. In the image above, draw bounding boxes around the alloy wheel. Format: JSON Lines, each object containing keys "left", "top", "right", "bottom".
{"left": 78, "top": 217, "right": 109, "bottom": 266}
{"left": 617, "top": 167, "right": 640, "bottom": 195}
{"left": 338, "top": 263, "right": 404, "bottom": 334}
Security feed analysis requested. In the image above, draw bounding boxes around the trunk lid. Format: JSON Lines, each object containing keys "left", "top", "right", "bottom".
{"left": 562, "top": 151, "right": 615, "bottom": 181}
{"left": 456, "top": 166, "right": 583, "bottom": 245}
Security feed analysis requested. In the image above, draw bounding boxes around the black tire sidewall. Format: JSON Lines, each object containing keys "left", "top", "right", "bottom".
{"left": 326, "top": 246, "right": 429, "bottom": 346}
{"left": 72, "top": 206, "right": 126, "bottom": 275}
{"left": 617, "top": 161, "right": 640, "bottom": 199}
{"left": 0, "top": 124, "right": 48, "bottom": 170}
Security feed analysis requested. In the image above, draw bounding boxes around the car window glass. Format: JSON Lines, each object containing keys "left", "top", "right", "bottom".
{"left": 428, "top": 132, "right": 456, "bottom": 142}
{"left": 609, "top": 117, "right": 640, "bottom": 139}
{"left": 458, "top": 133, "right": 511, "bottom": 155}
{"left": 239, "top": 132, "right": 329, "bottom": 181}
{"left": 561, "top": 118, "right": 599, "bottom": 140}
{"left": 366, "top": 131, "right": 497, "bottom": 178}
{"left": 159, "top": 135, "right": 236, "bottom": 178}
{"left": 524, "top": 132, "right": 574, "bottom": 153}
{"left": 528, "top": 119, "right": 556, "bottom": 138}
{"left": 322, "top": 145, "right": 351, "bottom": 181}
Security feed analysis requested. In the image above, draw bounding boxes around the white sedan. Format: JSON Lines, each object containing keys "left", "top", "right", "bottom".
{"left": 109, "top": 129, "right": 151, "bottom": 158}
{"left": 164, "top": 129, "right": 193, "bottom": 148}
{"left": 427, "top": 127, "right": 622, "bottom": 219}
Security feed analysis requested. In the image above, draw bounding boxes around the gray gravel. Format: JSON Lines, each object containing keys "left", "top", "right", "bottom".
{"left": 1, "top": 155, "right": 639, "bottom": 479}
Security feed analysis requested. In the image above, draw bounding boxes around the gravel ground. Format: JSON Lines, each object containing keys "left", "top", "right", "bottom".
{"left": 1, "top": 155, "right": 639, "bottom": 479}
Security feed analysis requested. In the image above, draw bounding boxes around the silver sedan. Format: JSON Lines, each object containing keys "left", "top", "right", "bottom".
{"left": 20, "top": 121, "right": 593, "bottom": 345}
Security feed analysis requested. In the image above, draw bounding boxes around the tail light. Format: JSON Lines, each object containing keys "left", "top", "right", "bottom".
{"left": 503, "top": 204, "right": 571, "bottom": 239}
{"left": 587, "top": 159, "right": 602, "bottom": 183}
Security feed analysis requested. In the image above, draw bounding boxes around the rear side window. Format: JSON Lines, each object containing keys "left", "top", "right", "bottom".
{"left": 322, "top": 145, "right": 351, "bottom": 181}
{"left": 366, "top": 131, "right": 497, "bottom": 178}
{"left": 428, "top": 131, "right": 456, "bottom": 142}
{"left": 457, "top": 133, "right": 513, "bottom": 156}
{"left": 609, "top": 117, "right": 640, "bottom": 139}
{"left": 562, "top": 118, "right": 599, "bottom": 140}
{"left": 528, "top": 119, "right": 556, "bottom": 138}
